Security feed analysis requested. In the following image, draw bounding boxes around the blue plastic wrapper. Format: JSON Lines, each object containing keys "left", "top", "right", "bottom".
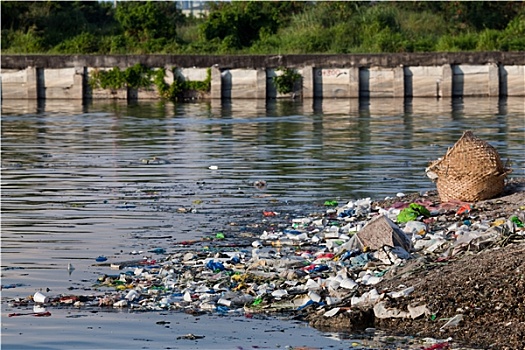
{"left": 297, "top": 299, "right": 325, "bottom": 311}
{"left": 311, "top": 264, "right": 329, "bottom": 273}
{"left": 216, "top": 305, "right": 229, "bottom": 313}
{"left": 283, "top": 229, "right": 303, "bottom": 235}
{"left": 206, "top": 260, "right": 225, "bottom": 271}
{"left": 340, "top": 249, "right": 362, "bottom": 261}
{"left": 338, "top": 209, "right": 355, "bottom": 218}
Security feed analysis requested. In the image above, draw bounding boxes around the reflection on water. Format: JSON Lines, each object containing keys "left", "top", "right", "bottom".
{"left": 1, "top": 97, "right": 524, "bottom": 287}
{"left": 2, "top": 97, "right": 524, "bottom": 210}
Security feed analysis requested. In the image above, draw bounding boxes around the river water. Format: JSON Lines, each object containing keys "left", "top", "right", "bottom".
{"left": 1, "top": 97, "right": 524, "bottom": 349}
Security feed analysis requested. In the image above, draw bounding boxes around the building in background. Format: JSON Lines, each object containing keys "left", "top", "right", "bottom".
{"left": 176, "top": 1, "right": 209, "bottom": 17}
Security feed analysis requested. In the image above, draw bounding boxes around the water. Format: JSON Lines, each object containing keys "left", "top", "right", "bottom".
{"left": 1, "top": 97, "right": 524, "bottom": 349}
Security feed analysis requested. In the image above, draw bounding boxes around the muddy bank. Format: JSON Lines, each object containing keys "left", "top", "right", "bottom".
{"left": 305, "top": 178, "right": 525, "bottom": 350}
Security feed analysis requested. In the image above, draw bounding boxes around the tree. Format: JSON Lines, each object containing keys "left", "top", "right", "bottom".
{"left": 115, "top": 1, "right": 181, "bottom": 43}
{"left": 200, "top": 1, "right": 306, "bottom": 50}
{"left": 1, "top": 1, "right": 115, "bottom": 52}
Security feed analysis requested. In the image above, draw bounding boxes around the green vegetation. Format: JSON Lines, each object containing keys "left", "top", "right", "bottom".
{"left": 2, "top": 1, "right": 525, "bottom": 54}
{"left": 154, "top": 67, "right": 211, "bottom": 100}
{"left": 273, "top": 67, "right": 301, "bottom": 95}
{"left": 89, "top": 63, "right": 154, "bottom": 90}
{"left": 89, "top": 63, "right": 211, "bottom": 101}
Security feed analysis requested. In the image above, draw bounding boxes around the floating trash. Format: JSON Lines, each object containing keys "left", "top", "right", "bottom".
{"left": 177, "top": 334, "right": 205, "bottom": 340}
{"left": 253, "top": 180, "right": 267, "bottom": 189}
{"left": 33, "top": 292, "right": 49, "bottom": 304}
{"left": 140, "top": 156, "right": 170, "bottom": 165}
{"left": 116, "top": 203, "right": 136, "bottom": 209}
{"left": 67, "top": 263, "right": 75, "bottom": 275}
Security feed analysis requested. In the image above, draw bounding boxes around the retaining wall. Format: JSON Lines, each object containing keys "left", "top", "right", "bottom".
{"left": 1, "top": 53, "right": 524, "bottom": 100}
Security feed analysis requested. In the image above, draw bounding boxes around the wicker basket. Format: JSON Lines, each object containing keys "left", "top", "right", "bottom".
{"left": 426, "top": 131, "right": 511, "bottom": 202}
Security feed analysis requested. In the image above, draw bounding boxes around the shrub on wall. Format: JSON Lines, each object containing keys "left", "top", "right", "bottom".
{"left": 273, "top": 67, "right": 301, "bottom": 95}
{"left": 89, "top": 64, "right": 211, "bottom": 101}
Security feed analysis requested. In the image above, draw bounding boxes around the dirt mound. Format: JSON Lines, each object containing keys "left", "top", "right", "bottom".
{"left": 306, "top": 178, "right": 525, "bottom": 350}
{"left": 375, "top": 243, "right": 525, "bottom": 349}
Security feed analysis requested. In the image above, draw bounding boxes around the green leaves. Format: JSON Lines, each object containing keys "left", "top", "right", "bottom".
{"left": 115, "top": 1, "right": 179, "bottom": 42}
{"left": 2, "top": 1, "right": 525, "bottom": 54}
{"left": 90, "top": 65, "right": 211, "bottom": 101}
{"left": 273, "top": 67, "right": 301, "bottom": 95}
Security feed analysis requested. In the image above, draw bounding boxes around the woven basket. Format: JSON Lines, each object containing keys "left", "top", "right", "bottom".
{"left": 426, "top": 131, "right": 511, "bottom": 202}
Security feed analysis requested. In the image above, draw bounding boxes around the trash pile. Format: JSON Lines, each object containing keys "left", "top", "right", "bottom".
{"left": 8, "top": 188, "right": 525, "bottom": 346}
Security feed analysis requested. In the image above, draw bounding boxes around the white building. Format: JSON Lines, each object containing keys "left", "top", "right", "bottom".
{"left": 176, "top": 1, "right": 209, "bottom": 17}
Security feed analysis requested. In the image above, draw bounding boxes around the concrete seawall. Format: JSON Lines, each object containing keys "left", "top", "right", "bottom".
{"left": 1, "top": 53, "right": 524, "bottom": 100}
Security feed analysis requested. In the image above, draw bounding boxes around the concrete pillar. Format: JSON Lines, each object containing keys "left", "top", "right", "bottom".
{"left": 26, "top": 67, "right": 38, "bottom": 99}
{"left": 210, "top": 66, "right": 222, "bottom": 99}
{"left": 502, "top": 65, "right": 525, "bottom": 97}
{"left": 488, "top": 63, "right": 499, "bottom": 97}
{"left": 366, "top": 67, "right": 400, "bottom": 98}
{"left": 302, "top": 66, "right": 314, "bottom": 99}
{"left": 440, "top": 64, "right": 453, "bottom": 98}
{"left": 349, "top": 67, "right": 359, "bottom": 98}
{"left": 256, "top": 68, "right": 266, "bottom": 99}
{"left": 393, "top": 66, "right": 404, "bottom": 98}
{"left": 405, "top": 66, "right": 443, "bottom": 97}
{"left": 42, "top": 67, "right": 84, "bottom": 99}
{"left": 1, "top": 67, "right": 39, "bottom": 99}
{"left": 73, "top": 67, "right": 84, "bottom": 99}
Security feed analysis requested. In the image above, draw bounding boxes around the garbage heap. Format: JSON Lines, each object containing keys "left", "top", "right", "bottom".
{"left": 11, "top": 192, "right": 525, "bottom": 346}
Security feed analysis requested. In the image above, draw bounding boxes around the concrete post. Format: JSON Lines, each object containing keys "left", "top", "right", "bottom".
{"left": 256, "top": 68, "right": 266, "bottom": 99}
{"left": 393, "top": 66, "right": 404, "bottom": 98}
{"left": 301, "top": 66, "right": 314, "bottom": 99}
{"left": 501, "top": 65, "right": 525, "bottom": 97}
{"left": 440, "top": 64, "right": 453, "bottom": 98}
{"left": 349, "top": 67, "right": 359, "bottom": 98}
{"left": 26, "top": 67, "right": 38, "bottom": 99}
{"left": 73, "top": 67, "right": 84, "bottom": 99}
{"left": 488, "top": 63, "right": 499, "bottom": 97}
{"left": 210, "top": 66, "right": 222, "bottom": 99}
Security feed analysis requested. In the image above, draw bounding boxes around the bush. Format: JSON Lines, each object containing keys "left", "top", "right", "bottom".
{"left": 499, "top": 36, "right": 525, "bottom": 51}
{"left": 476, "top": 29, "right": 501, "bottom": 51}
{"left": 108, "top": 35, "right": 128, "bottom": 54}
{"left": 329, "top": 23, "right": 362, "bottom": 53}
{"left": 358, "top": 27, "right": 407, "bottom": 53}
{"left": 360, "top": 4, "right": 401, "bottom": 33}
{"left": 3, "top": 28, "right": 44, "bottom": 53}
{"left": 90, "top": 67, "right": 126, "bottom": 90}
{"left": 499, "top": 15, "right": 525, "bottom": 51}
{"left": 124, "top": 63, "right": 154, "bottom": 89}
{"left": 273, "top": 67, "right": 301, "bottom": 95}
{"left": 436, "top": 33, "right": 478, "bottom": 52}
{"left": 52, "top": 32, "right": 99, "bottom": 54}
